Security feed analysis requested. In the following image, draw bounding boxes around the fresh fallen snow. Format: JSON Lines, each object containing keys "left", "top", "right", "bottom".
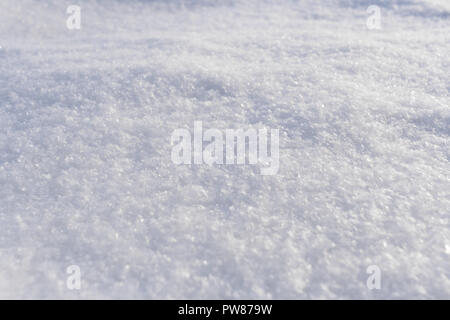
{"left": 0, "top": 0, "right": 449, "bottom": 299}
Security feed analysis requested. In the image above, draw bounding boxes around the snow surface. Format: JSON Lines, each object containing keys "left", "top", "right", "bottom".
{"left": 0, "top": 0, "right": 449, "bottom": 299}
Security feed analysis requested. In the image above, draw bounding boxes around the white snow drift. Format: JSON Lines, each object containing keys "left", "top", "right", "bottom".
{"left": 0, "top": 0, "right": 449, "bottom": 299}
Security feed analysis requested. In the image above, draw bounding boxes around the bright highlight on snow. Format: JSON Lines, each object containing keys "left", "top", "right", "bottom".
{"left": 0, "top": 0, "right": 449, "bottom": 299}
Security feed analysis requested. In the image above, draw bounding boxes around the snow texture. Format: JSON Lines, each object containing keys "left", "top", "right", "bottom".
{"left": 0, "top": 0, "right": 449, "bottom": 299}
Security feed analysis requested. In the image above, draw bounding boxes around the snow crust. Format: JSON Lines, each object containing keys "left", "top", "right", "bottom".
{"left": 0, "top": 0, "right": 448, "bottom": 299}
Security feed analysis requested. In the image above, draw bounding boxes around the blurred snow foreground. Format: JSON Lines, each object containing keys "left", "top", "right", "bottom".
{"left": 0, "top": 0, "right": 449, "bottom": 299}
